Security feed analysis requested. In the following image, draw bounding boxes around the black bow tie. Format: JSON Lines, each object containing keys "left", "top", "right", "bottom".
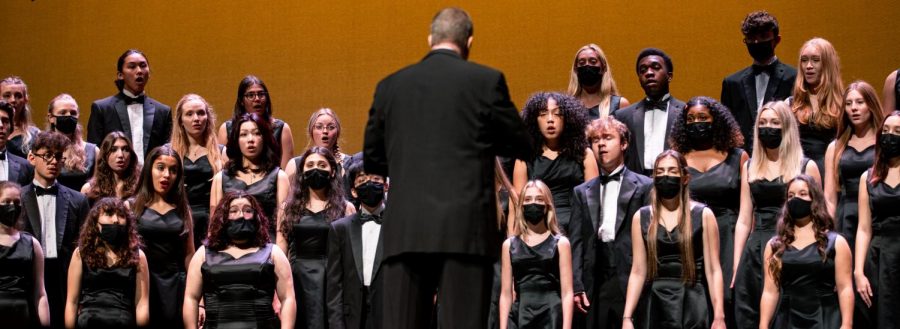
{"left": 360, "top": 213, "right": 382, "bottom": 225}
{"left": 644, "top": 99, "right": 667, "bottom": 111}
{"left": 34, "top": 184, "right": 58, "bottom": 197}
{"left": 752, "top": 63, "right": 775, "bottom": 75}
{"left": 124, "top": 94, "right": 145, "bottom": 105}
{"left": 599, "top": 171, "right": 622, "bottom": 185}
{"left": 0, "top": 150, "right": 6, "bottom": 160}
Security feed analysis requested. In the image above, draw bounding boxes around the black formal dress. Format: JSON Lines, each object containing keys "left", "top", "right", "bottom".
{"left": 184, "top": 155, "right": 215, "bottom": 247}
{"left": 526, "top": 154, "right": 584, "bottom": 232}
{"left": 57, "top": 143, "right": 97, "bottom": 192}
{"left": 585, "top": 95, "right": 623, "bottom": 121}
{"left": 835, "top": 145, "right": 874, "bottom": 247}
{"left": 289, "top": 209, "right": 331, "bottom": 329}
{"left": 634, "top": 204, "right": 711, "bottom": 329}
{"left": 75, "top": 262, "right": 137, "bottom": 329}
{"left": 225, "top": 118, "right": 285, "bottom": 147}
{"left": 863, "top": 176, "right": 900, "bottom": 329}
{"left": 798, "top": 123, "right": 835, "bottom": 179}
{"left": 508, "top": 235, "right": 562, "bottom": 329}
{"left": 769, "top": 232, "right": 842, "bottom": 329}
{"left": 720, "top": 59, "right": 797, "bottom": 153}
{"left": 87, "top": 92, "right": 172, "bottom": 160}
{"left": 894, "top": 69, "right": 900, "bottom": 112}
{"left": 202, "top": 244, "right": 279, "bottom": 329}
{"left": 0, "top": 232, "right": 38, "bottom": 328}
{"left": 137, "top": 208, "right": 186, "bottom": 328}
{"left": 222, "top": 168, "right": 279, "bottom": 240}
{"left": 7, "top": 126, "right": 41, "bottom": 158}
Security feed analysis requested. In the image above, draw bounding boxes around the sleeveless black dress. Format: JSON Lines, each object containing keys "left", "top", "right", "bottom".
{"left": 835, "top": 145, "right": 874, "bottom": 247}
{"left": 288, "top": 209, "right": 331, "bottom": 329}
{"left": 635, "top": 204, "right": 711, "bottom": 329}
{"left": 184, "top": 155, "right": 215, "bottom": 247}
{"left": 894, "top": 69, "right": 900, "bottom": 112}
{"left": 202, "top": 244, "right": 279, "bottom": 329}
{"left": 0, "top": 232, "right": 38, "bottom": 328}
{"left": 7, "top": 126, "right": 40, "bottom": 158}
{"left": 138, "top": 208, "right": 187, "bottom": 328}
{"left": 507, "top": 235, "right": 562, "bottom": 329}
{"left": 798, "top": 123, "right": 835, "bottom": 179}
{"left": 527, "top": 155, "right": 584, "bottom": 232}
{"left": 76, "top": 261, "right": 137, "bottom": 328}
{"left": 58, "top": 142, "right": 97, "bottom": 191}
{"left": 586, "top": 95, "right": 623, "bottom": 120}
{"left": 863, "top": 176, "right": 900, "bottom": 329}
{"left": 770, "top": 232, "right": 842, "bottom": 329}
{"left": 222, "top": 168, "right": 280, "bottom": 241}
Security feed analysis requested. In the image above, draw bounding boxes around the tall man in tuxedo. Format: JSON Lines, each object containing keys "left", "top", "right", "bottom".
{"left": 87, "top": 49, "right": 171, "bottom": 164}
{"left": 613, "top": 48, "right": 684, "bottom": 176}
{"left": 569, "top": 117, "right": 651, "bottom": 329}
{"left": 22, "top": 131, "right": 90, "bottom": 328}
{"left": 721, "top": 11, "right": 797, "bottom": 152}
{"left": 0, "top": 101, "right": 33, "bottom": 185}
{"left": 363, "top": 7, "right": 531, "bottom": 328}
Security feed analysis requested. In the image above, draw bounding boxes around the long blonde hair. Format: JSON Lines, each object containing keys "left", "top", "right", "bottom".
{"left": 645, "top": 150, "right": 696, "bottom": 283}
{"left": 791, "top": 38, "right": 844, "bottom": 130}
{"left": 567, "top": 44, "right": 621, "bottom": 114}
{"left": 513, "top": 180, "right": 560, "bottom": 237}
{"left": 749, "top": 101, "right": 805, "bottom": 182}
{"left": 47, "top": 93, "right": 87, "bottom": 173}
{"left": 170, "top": 94, "right": 223, "bottom": 173}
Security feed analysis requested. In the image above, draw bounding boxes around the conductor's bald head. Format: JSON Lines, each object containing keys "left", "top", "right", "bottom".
{"left": 429, "top": 7, "right": 474, "bottom": 59}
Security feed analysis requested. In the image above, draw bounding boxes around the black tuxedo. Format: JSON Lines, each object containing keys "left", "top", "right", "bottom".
{"left": 569, "top": 167, "right": 651, "bottom": 329}
{"left": 720, "top": 59, "right": 797, "bottom": 151}
{"left": 611, "top": 97, "right": 685, "bottom": 176}
{"left": 4, "top": 151, "right": 34, "bottom": 186}
{"left": 364, "top": 49, "right": 531, "bottom": 328}
{"left": 86, "top": 92, "right": 172, "bottom": 155}
{"left": 22, "top": 182, "right": 90, "bottom": 329}
{"left": 327, "top": 214, "right": 384, "bottom": 329}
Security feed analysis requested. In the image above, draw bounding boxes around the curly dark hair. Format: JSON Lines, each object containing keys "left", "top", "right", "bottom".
{"left": 224, "top": 113, "right": 281, "bottom": 177}
{"left": 669, "top": 96, "right": 745, "bottom": 153}
{"left": 741, "top": 10, "right": 779, "bottom": 37}
{"left": 78, "top": 197, "right": 141, "bottom": 269}
{"left": 87, "top": 132, "right": 141, "bottom": 201}
{"left": 0, "top": 101, "right": 14, "bottom": 134}
{"left": 30, "top": 131, "right": 72, "bottom": 155}
{"left": 281, "top": 146, "right": 346, "bottom": 237}
{"left": 521, "top": 92, "right": 589, "bottom": 163}
{"left": 206, "top": 191, "right": 270, "bottom": 251}
{"left": 131, "top": 145, "right": 192, "bottom": 235}
{"left": 767, "top": 175, "right": 833, "bottom": 285}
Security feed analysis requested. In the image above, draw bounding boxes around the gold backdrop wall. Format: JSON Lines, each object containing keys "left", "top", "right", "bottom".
{"left": 3, "top": 1, "right": 898, "bottom": 155}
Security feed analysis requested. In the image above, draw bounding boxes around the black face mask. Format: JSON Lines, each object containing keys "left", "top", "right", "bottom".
{"left": 786, "top": 197, "right": 812, "bottom": 219}
{"left": 52, "top": 115, "right": 78, "bottom": 135}
{"left": 0, "top": 203, "right": 22, "bottom": 227}
{"left": 880, "top": 133, "right": 900, "bottom": 159}
{"left": 757, "top": 127, "right": 783, "bottom": 149}
{"left": 654, "top": 175, "right": 682, "bottom": 200}
{"left": 355, "top": 181, "right": 385, "bottom": 207}
{"left": 100, "top": 224, "right": 127, "bottom": 247}
{"left": 226, "top": 218, "right": 258, "bottom": 242}
{"left": 686, "top": 121, "right": 714, "bottom": 150}
{"left": 747, "top": 42, "right": 776, "bottom": 63}
{"left": 522, "top": 203, "right": 546, "bottom": 225}
{"left": 576, "top": 65, "right": 603, "bottom": 87}
{"left": 303, "top": 169, "right": 331, "bottom": 190}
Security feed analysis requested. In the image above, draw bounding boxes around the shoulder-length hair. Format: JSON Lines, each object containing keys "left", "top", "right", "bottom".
{"left": 47, "top": 93, "right": 88, "bottom": 173}
{"left": 224, "top": 113, "right": 280, "bottom": 177}
{"left": 233, "top": 75, "right": 272, "bottom": 120}
{"left": 87, "top": 132, "right": 141, "bottom": 200}
{"left": 1, "top": 76, "right": 34, "bottom": 144}
{"left": 646, "top": 150, "right": 697, "bottom": 284}
{"left": 305, "top": 108, "right": 343, "bottom": 155}
{"left": 791, "top": 38, "right": 844, "bottom": 130}
{"left": 512, "top": 179, "right": 559, "bottom": 237}
{"left": 831, "top": 81, "right": 884, "bottom": 186}
{"left": 670, "top": 96, "right": 745, "bottom": 153}
{"left": 282, "top": 146, "right": 346, "bottom": 236}
{"left": 206, "top": 191, "right": 270, "bottom": 251}
{"left": 78, "top": 197, "right": 141, "bottom": 269}
{"left": 749, "top": 101, "right": 805, "bottom": 182}
{"left": 567, "top": 44, "right": 621, "bottom": 110}
{"left": 767, "top": 175, "right": 833, "bottom": 285}
{"left": 170, "top": 93, "right": 223, "bottom": 173}
{"left": 869, "top": 111, "right": 900, "bottom": 185}
{"left": 0, "top": 181, "right": 23, "bottom": 230}
{"left": 130, "top": 145, "right": 192, "bottom": 235}
{"left": 521, "top": 92, "right": 589, "bottom": 162}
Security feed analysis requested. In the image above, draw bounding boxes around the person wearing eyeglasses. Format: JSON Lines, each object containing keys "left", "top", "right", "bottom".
{"left": 87, "top": 49, "right": 172, "bottom": 165}
{"left": 721, "top": 11, "right": 797, "bottom": 155}
{"left": 285, "top": 108, "right": 351, "bottom": 182}
{"left": 22, "top": 131, "right": 91, "bottom": 328}
{"left": 0, "top": 100, "right": 34, "bottom": 186}
{"left": 218, "top": 75, "right": 295, "bottom": 169}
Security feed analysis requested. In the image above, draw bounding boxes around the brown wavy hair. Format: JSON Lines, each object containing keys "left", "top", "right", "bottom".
{"left": 78, "top": 197, "right": 141, "bottom": 269}
{"left": 646, "top": 150, "right": 697, "bottom": 284}
{"left": 281, "top": 146, "right": 346, "bottom": 237}
{"left": 869, "top": 111, "right": 900, "bottom": 185}
{"left": 766, "top": 175, "right": 833, "bottom": 285}
{"left": 86, "top": 132, "right": 141, "bottom": 200}
{"left": 206, "top": 191, "right": 270, "bottom": 251}
{"left": 831, "top": 81, "right": 884, "bottom": 187}
{"left": 130, "top": 145, "right": 192, "bottom": 235}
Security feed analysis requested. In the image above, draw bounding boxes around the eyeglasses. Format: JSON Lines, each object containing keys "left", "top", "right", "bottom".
{"left": 32, "top": 152, "right": 65, "bottom": 163}
{"left": 314, "top": 124, "right": 337, "bottom": 132}
{"left": 243, "top": 92, "right": 268, "bottom": 100}
{"left": 743, "top": 37, "right": 775, "bottom": 45}
{"left": 228, "top": 206, "right": 255, "bottom": 219}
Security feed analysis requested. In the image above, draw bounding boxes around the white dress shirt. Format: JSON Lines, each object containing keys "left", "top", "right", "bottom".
{"left": 754, "top": 57, "right": 777, "bottom": 111}
{"left": 33, "top": 180, "right": 58, "bottom": 259}
{"left": 359, "top": 205, "right": 383, "bottom": 286}
{"left": 643, "top": 94, "right": 671, "bottom": 170}
{"left": 122, "top": 89, "right": 145, "bottom": 164}
{"left": 598, "top": 165, "right": 624, "bottom": 242}
{"left": 0, "top": 150, "right": 8, "bottom": 181}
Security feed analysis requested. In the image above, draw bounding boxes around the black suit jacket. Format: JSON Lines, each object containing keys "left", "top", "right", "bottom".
{"left": 327, "top": 214, "right": 384, "bottom": 329}
{"left": 5, "top": 152, "right": 34, "bottom": 186}
{"left": 720, "top": 60, "right": 797, "bottom": 151}
{"left": 612, "top": 97, "right": 685, "bottom": 176}
{"left": 86, "top": 93, "right": 172, "bottom": 154}
{"left": 364, "top": 49, "right": 532, "bottom": 258}
{"left": 569, "top": 168, "right": 651, "bottom": 296}
{"left": 21, "top": 183, "right": 90, "bottom": 270}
